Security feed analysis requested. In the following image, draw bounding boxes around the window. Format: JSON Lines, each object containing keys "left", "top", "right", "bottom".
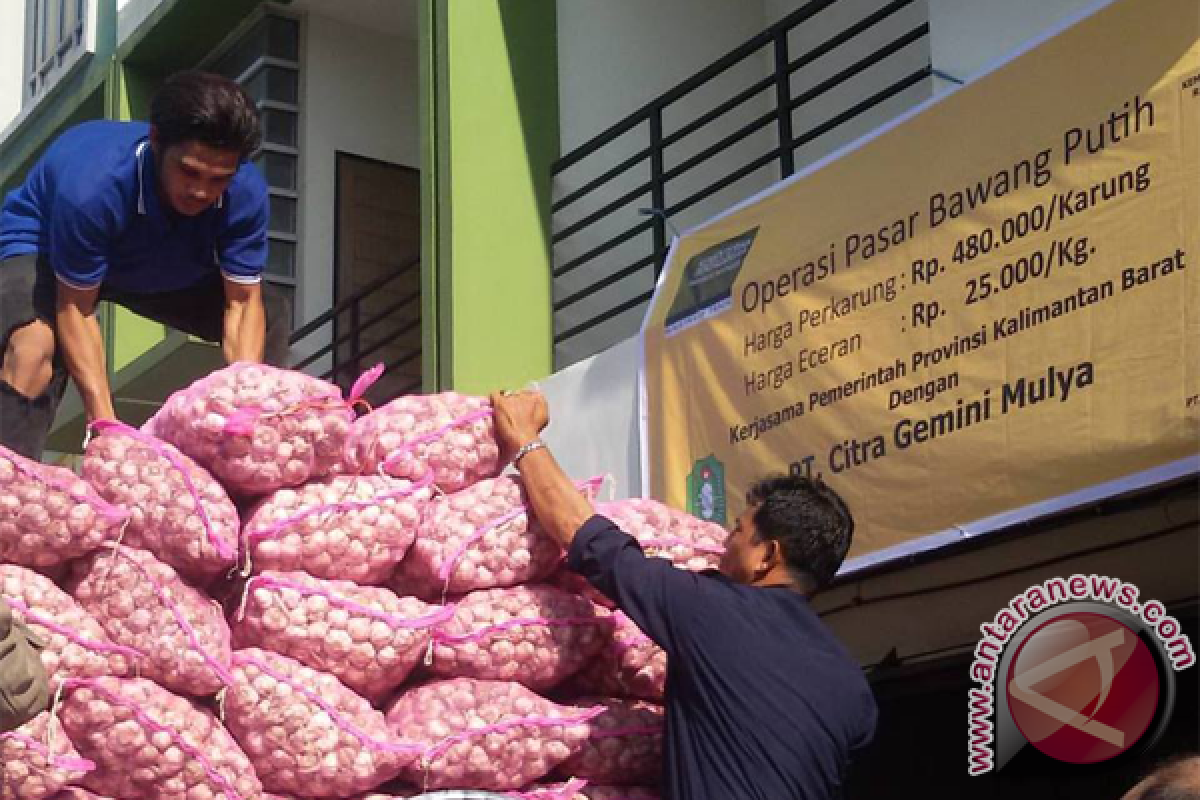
{"left": 209, "top": 12, "right": 302, "bottom": 305}
{"left": 24, "top": 0, "right": 91, "bottom": 106}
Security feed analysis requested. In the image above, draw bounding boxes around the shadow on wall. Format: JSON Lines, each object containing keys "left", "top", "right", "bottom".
{"left": 496, "top": 0, "right": 559, "bottom": 266}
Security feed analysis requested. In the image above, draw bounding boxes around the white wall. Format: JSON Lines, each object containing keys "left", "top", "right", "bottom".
{"left": 928, "top": 0, "right": 1102, "bottom": 90}
{"left": 296, "top": 13, "right": 419, "bottom": 329}
{"left": 538, "top": 336, "right": 642, "bottom": 499}
{"left": 554, "top": 0, "right": 778, "bottom": 366}
{"left": 0, "top": 1, "right": 26, "bottom": 133}
{"left": 553, "top": 0, "right": 932, "bottom": 367}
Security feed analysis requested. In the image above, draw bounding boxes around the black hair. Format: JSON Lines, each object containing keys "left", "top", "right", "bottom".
{"left": 745, "top": 474, "right": 854, "bottom": 591}
{"left": 150, "top": 70, "right": 261, "bottom": 158}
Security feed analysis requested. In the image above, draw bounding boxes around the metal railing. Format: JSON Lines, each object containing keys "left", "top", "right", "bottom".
{"left": 551, "top": 0, "right": 932, "bottom": 365}
{"left": 289, "top": 258, "right": 422, "bottom": 401}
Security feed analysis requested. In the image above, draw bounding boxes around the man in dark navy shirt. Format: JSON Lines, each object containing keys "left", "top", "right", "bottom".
{"left": 0, "top": 71, "right": 290, "bottom": 460}
{"left": 491, "top": 389, "right": 878, "bottom": 800}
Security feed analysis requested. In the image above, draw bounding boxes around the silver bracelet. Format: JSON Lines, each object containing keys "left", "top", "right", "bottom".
{"left": 512, "top": 439, "right": 547, "bottom": 465}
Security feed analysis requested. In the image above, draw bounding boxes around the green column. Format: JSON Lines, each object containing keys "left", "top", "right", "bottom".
{"left": 424, "top": 0, "right": 559, "bottom": 394}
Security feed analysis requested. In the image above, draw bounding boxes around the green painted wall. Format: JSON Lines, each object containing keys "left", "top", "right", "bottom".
{"left": 107, "top": 63, "right": 170, "bottom": 374}
{"left": 430, "top": 0, "right": 559, "bottom": 394}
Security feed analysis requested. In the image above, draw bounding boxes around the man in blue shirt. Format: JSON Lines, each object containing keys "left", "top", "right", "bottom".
{"left": 490, "top": 389, "right": 878, "bottom": 800}
{"left": 0, "top": 71, "right": 289, "bottom": 460}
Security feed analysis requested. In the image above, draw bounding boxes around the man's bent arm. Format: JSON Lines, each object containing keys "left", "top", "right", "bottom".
{"left": 55, "top": 281, "right": 115, "bottom": 422}
{"left": 222, "top": 278, "right": 266, "bottom": 364}
{"left": 514, "top": 444, "right": 700, "bottom": 654}
{"left": 514, "top": 446, "right": 596, "bottom": 550}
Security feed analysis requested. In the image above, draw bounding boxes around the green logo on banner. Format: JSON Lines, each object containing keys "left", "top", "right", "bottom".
{"left": 687, "top": 455, "right": 727, "bottom": 526}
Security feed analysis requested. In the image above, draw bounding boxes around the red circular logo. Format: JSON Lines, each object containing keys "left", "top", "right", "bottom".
{"left": 1006, "top": 612, "right": 1159, "bottom": 764}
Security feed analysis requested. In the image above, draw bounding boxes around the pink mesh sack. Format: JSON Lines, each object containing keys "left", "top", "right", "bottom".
{"left": 430, "top": 586, "right": 610, "bottom": 690}
{"left": 223, "top": 648, "right": 414, "bottom": 797}
{"left": 242, "top": 474, "right": 430, "bottom": 584}
{"left": 143, "top": 363, "right": 380, "bottom": 495}
{"left": 557, "top": 699, "right": 663, "bottom": 784}
{"left": 0, "top": 712, "right": 95, "bottom": 800}
{"left": 61, "top": 676, "right": 262, "bottom": 800}
{"left": 595, "top": 499, "right": 725, "bottom": 571}
{"left": 385, "top": 678, "right": 602, "bottom": 791}
{"left": 82, "top": 420, "right": 239, "bottom": 583}
{"left": 0, "top": 565, "right": 137, "bottom": 683}
{"left": 344, "top": 392, "right": 499, "bottom": 493}
{"left": 394, "top": 477, "right": 601, "bottom": 600}
{"left": 571, "top": 612, "right": 667, "bottom": 702}
{"left": 231, "top": 571, "right": 451, "bottom": 701}
{"left": 45, "top": 791, "right": 113, "bottom": 800}
{"left": 0, "top": 445, "right": 129, "bottom": 570}
{"left": 68, "top": 545, "right": 233, "bottom": 696}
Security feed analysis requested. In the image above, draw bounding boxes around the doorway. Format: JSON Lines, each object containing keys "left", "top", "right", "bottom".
{"left": 334, "top": 152, "right": 422, "bottom": 406}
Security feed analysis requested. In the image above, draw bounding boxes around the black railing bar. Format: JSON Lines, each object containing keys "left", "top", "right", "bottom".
{"left": 382, "top": 345, "right": 423, "bottom": 374}
{"left": 553, "top": 252, "right": 658, "bottom": 312}
{"left": 552, "top": 0, "right": 840, "bottom": 174}
{"left": 784, "top": 0, "right": 921, "bottom": 83}
{"left": 294, "top": 291, "right": 419, "bottom": 367}
{"left": 552, "top": 177, "right": 654, "bottom": 244}
{"left": 344, "top": 317, "right": 423, "bottom": 366}
{"left": 666, "top": 146, "right": 784, "bottom": 219}
{"left": 293, "top": 349, "right": 327, "bottom": 371}
{"left": 790, "top": 65, "right": 931, "bottom": 149}
{"left": 662, "top": 66, "right": 930, "bottom": 223}
{"left": 787, "top": 24, "right": 929, "bottom": 114}
{"left": 386, "top": 376, "right": 423, "bottom": 397}
{"left": 290, "top": 262, "right": 419, "bottom": 342}
{"left": 330, "top": 292, "right": 421, "bottom": 345}
{"left": 551, "top": 6, "right": 925, "bottom": 219}
{"left": 385, "top": 349, "right": 422, "bottom": 372}
{"left": 661, "top": 73, "right": 777, "bottom": 153}
{"left": 553, "top": 217, "right": 655, "bottom": 278}
{"left": 660, "top": 107, "right": 778, "bottom": 186}
{"left": 663, "top": 0, "right": 919, "bottom": 156}
{"left": 552, "top": 143, "right": 654, "bottom": 213}
{"left": 555, "top": 289, "right": 656, "bottom": 344}
{"left": 289, "top": 258, "right": 419, "bottom": 341}
{"left": 292, "top": 297, "right": 420, "bottom": 371}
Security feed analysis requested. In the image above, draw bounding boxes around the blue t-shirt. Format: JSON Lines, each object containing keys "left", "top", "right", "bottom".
{"left": 568, "top": 516, "right": 878, "bottom": 800}
{"left": 0, "top": 120, "right": 268, "bottom": 293}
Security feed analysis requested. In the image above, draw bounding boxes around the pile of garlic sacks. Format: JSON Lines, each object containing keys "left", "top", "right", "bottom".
{"left": 0, "top": 363, "right": 728, "bottom": 800}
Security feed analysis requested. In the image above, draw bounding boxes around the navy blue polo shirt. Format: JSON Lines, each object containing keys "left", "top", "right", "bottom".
{"left": 0, "top": 120, "right": 268, "bottom": 293}
{"left": 568, "top": 516, "right": 878, "bottom": 800}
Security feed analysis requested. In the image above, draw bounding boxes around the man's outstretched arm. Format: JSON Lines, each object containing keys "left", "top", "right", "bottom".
{"left": 489, "top": 390, "right": 704, "bottom": 654}
{"left": 489, "top": 390, "right": 593, "bottom": 549}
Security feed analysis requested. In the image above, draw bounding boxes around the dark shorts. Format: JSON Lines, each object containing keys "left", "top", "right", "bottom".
{"left": 0, "top": 253, "right": 292, "bottom": 367}
{"left": 0, "top": 252, "right": 292, "bottom": 457}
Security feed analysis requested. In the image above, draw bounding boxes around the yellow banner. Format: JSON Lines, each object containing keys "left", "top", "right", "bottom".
{"left": 642, "top": 0, "right": 1199, "bottom": 564}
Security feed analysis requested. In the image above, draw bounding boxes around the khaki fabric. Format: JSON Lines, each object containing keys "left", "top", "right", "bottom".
{"left": 0, "top": 597, "right": 49, "bottom": 732}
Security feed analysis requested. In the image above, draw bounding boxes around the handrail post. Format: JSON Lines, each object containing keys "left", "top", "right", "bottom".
{"left": 774, "top": 28, "right": 795, "bottom": 178}
{"left": 649, "top": 108, "right": 667, "bottom": 277}
{"left": 350, "top": 300, "right": 362, "bottom": 387}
